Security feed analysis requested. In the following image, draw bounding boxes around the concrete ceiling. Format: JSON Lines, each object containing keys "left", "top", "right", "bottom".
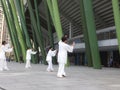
{"left": 26, "top": 0, "right": 119, "bottom": 38}
{"left": 57, "top": 0, "right": 115, "bottom": 37}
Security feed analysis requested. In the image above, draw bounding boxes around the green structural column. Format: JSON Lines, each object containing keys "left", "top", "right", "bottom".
{"left": 31, "top": 28, "right": 39, "bottom": 64}
{"left": 34, "top": 0, "right": 46, "bottom": 64}
{"left": 27, "top": 0, "right": 46, "bottom": 64}
{"left": 1, "top": 0, "right": 20, "bottom": 62}
{"left": 80, "top": 0, "right": 101, "bottom": 69}
{"left": 79, "top": 0, "right": 93, "bottom": 67}
{"left": 46, "top": 0, "right": 55, "bottom": 26}
{"left": 112, "top": 0, "right": 120, "bottom": 53}
{"left": 51, "top": 0, "right": 63, "bottom": 40}
{"left": 20, "top": 0, "right": 25, "bottom": 19}
{"left": 44, "top": 0, "right": 54, "bottom": 48}
{"left": 44, "top": 0, "right": 58, "bottom": 64}
{"left": 9, "top": 0, "right": 27, "bottom": 61}
{"left": 14, "top": 0, "right": 32, "bottom": 48}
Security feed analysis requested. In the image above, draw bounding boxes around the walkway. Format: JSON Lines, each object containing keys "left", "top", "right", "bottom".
{"left": 0, "top": 62, "right": 120, "bottom": 90}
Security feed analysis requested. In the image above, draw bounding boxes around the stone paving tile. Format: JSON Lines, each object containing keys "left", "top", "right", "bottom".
{"left": 0, "top": 62, "right": 120, "bottom": 90}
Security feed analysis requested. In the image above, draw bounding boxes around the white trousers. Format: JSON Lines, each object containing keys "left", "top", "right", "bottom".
{"left": 47, "top": 60, "right": 53, "bottom": 71}
{"left": 57, "top": 63, "right": 66, "bottom": 77}
{"left": 25, "top": 59, "right": 31, "bottom": 68}
{"left": 0, "top": 59, "right": 9, "bottom": 71}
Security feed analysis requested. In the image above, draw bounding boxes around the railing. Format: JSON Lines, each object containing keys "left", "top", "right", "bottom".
{"left": 69, "top": 26, "right": 116, "bottom": 43}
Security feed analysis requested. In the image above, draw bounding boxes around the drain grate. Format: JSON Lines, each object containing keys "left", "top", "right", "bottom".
{"left": 0, "top": 87, "right": 6, "bottom": 90}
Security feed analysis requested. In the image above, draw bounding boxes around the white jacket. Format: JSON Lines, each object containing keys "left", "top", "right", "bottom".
{"left": 26, "top": 49, "right": 37, "bottom": 60}
{"left": 0, "top": 45, "right": 13, "bottom": 59}
{"left": 46, "top": 49, "right": 56, "bottom": 62}
{"left": 57, "top": 40, "right": 74, "bottom": 64}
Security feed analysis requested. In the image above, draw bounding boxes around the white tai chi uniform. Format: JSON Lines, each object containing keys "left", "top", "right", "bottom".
{"left": 57, "top": 40, "right": 74, "bottom": 77}
{"left": 25, "top": 49, "right": 37, "bottom": 68}
{"left": 46, "top": 49, "right": 56, "bottom": 72}
{"left": 0, "top": 45, "right": 13, "bottom": 71}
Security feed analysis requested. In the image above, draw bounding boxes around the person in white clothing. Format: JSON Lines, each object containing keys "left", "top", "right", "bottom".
{"left": 0, "top": 41, "right": 13, "bottom": 71}
{"left": 57, "top": 36, "right": 75, "bottom": 77}
{"left": 25, "top": 48, "right": 37, "bottom": 69}
{"left": 46, "top": 47, "right": 57, "bottom": 72}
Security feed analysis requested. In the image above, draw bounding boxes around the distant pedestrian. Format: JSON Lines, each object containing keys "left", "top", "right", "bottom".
{"left": 46, "top": 47, "right": 57, "bottom": 72}
{"left": 108, "top": 57, "right": 113, "bottom": 67}
{"left": 25, "top": 47, "right": 37, "bottom": 69}
{"left": 0, "top": 41, "right": 13, "bottom": 71}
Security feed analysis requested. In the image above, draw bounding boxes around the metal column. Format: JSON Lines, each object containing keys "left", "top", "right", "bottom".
{"left": 80, "top": 0, "right": 101, "bottom": 69}
{"left": 51, "top": 0, "right": 63, "bottom": 40}
{"left": 112, "top": 0, "right": 120, "bottom": 53}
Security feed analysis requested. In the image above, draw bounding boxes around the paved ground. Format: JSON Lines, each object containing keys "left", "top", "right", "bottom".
{"left": 0, "top": 62, "right": 120, "bottom": 90}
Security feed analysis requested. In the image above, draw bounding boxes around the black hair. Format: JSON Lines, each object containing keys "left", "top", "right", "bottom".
{"left": 27, "top": 47, "right": 31, "bottom": 49}
{"left": 49, "top": 46, "right": 52, "bottom": 50}
{"left": 2, "top": 41, "right": 6, "bottom": 45}
{"left": 61, "top": 36, "right": 67, "bottom": 42}
{"left": 64, "top": 34, "right": 68, "bottom": 38}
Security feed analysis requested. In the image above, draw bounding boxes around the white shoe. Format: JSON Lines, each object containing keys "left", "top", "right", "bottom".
{"left": 0, "top": 69, "right": 3, "bottom": 71}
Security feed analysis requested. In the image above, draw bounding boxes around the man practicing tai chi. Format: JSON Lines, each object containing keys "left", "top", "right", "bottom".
{"left": 25, "top": 48, "right": 37, "bottom": 69}
{"left": 0, "top": 41, "right": 13, "bottom": 71}
{"left": 46, "top": 47, "right": 57, "bottom": 72}
{"left": 57, "top": 36, "right": 75, "bottom": 78}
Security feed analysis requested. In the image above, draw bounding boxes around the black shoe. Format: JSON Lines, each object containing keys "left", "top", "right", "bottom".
{"left": 62, "top": 75, "right": 66, "bottom": 77}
